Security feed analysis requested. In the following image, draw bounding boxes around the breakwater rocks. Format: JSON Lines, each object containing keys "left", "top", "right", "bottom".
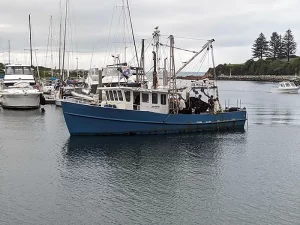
{"left": 217, "top": 75, "right": 300, "bottom": 82}
{"left": 177, "top": 74, "right": 211, "bottom": 80}
{"left": 178, "top": 74, "right": 300, "bottom": 85}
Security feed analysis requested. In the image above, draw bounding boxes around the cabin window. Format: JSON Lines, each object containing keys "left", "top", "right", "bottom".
{"left": 14, "top": 66, "right": 24, "bottom": 75}
{"left": 23, "top": 67, "right": 32, "bottom": 75}
{"left": 106, "top": 91, "right": 110, "bottom": 100}
{"left": 113, "top": 90, "right": 118, "bottom": 101}
{"left": 142, "top": 93, "right": 149, "bottom": 103}
{"left": 152, "top": 93, "right": 158, "bottom": 104}
{"left": 109, "top": 91, "right": 114, "bottom": 101}
{"left": 6, "top": 66, "right": 14, "bottom": 75}
{"left": 285, "top": 83, "right": 291, "bottom": 87}
{"left": 161, "top": 94, "right": 167, "bottom": 105}
{"left": 117, "top": 90, "right": 123, "bottom": 101}
{"left": 125, "top": 91, "right": 131, "bottom": 102}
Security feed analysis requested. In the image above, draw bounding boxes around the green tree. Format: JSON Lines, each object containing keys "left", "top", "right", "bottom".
{"left": 282, "top": 29, "right": 297, "bottom": 61}
{"left": 268, "top": 32, "right": 281, "bottom": 58}
{"left": 252, "top": 33, "right": 269, "bottom": 59}
{"left": 277, "top": 35, "right": 285, "bottom": 59}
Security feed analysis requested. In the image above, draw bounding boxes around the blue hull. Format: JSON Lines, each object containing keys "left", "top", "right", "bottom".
{"left": 62, "top": 102, "right": 247, "bottom": 136}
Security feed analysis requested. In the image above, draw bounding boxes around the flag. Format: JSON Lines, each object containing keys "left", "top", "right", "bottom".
{"left": 120, "top": 67, "right": 131, "bottom": 79}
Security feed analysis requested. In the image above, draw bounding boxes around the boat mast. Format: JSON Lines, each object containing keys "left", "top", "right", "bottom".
{"left": 139, "top": 38, "right": 145, "bottom": 83}
{"left": 61, "top": 0, "right": 68, "bottom": 82}
{"left": 76, "top": 57, "right": 78, "bottom": 78}
{"left": 152, "top": 51, "right": 157, "bottom": 89}
{"left": 8, "top": 40, "right": 10, "bottom": 64}
{"left": 169, "top": 35, "right": 177, "bottom": 114}
{"left": 58, "top": 0, "right": 63, "bottom": 78}
{"left": 152, "top": 27, "right": 160, "bottom": 89}
{"left": 29, "top": 14, "right": 33, "bottom": 68}
{"left": 153, "top": 27, "right": 160, "bottom": 71}
{"left": 122, "top": 0, "right": 127, "bottom": 63}
{"left": 45, "top": 15, "right": 52, "bottom": 77}
{"left": 50, "top": 15, "right": 54, "bottom": 77}
{"left": 126, "top": 0, "right": 139, "bottom": 66}
{"left": 210, "top": 42, "right": 221, "bottom": 109}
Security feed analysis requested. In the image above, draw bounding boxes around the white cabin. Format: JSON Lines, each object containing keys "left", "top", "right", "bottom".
{"left": 99, "top": 86, "right": 169, "bottom": 114}
{"left": 4, "top": 64, "right": 36, "bottom": 86}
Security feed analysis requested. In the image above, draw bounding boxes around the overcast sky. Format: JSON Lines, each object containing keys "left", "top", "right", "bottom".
{"left": 0, "top": 0, "right": 299, "bottom": 71}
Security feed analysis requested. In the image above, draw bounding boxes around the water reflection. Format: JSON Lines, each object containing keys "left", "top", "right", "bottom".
{"left": 58, "top": 132, "right": 248, "bottom": 224}
{"left": 63, "top": 131, "right": 247, "bottom": 164}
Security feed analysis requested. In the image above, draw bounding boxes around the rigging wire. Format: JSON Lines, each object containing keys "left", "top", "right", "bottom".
{"left": 126, "top": 0, "right": 139, "bottom": 66}
{"left": 104, "top": 5, "right": 116, "bottom": 66}
{"left": 161, "top": 34, "right": 207, "bottom": 41}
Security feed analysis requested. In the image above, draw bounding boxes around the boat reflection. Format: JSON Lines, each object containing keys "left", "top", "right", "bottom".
{"left": 62, "top": 131, "right": 247, "bottom": 168}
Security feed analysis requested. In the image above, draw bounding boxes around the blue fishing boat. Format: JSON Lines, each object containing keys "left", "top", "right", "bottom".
{"left": 61, "top": 33, "right": 247, "bottom": 136}
{"left": 62, "top": 97, "right": 246, "bottom": 135}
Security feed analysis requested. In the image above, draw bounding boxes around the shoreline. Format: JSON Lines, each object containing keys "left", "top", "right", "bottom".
{"left": 177, "top": 75, "right": 300, "bottom": 83}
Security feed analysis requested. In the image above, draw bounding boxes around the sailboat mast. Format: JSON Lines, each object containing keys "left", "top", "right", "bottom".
{"left": 50, "top": 15, "right": 54, "bottom": 77}
{"left": 8, "top": 40, "right": 10, "bottom": 64}
{"left": 58, "top": 0, "right": 62, "bottom": 77}
{"left": 29, "top": 14, "right": 33, "bottom": 68}
{"left": 126, "top": 0, "right": 139, "bottom": 66}
{"left": 61, "top": 0, "right": 68, "bottom": 82}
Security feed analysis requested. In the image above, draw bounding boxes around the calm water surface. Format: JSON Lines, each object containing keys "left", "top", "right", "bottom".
{"left": 1, "top": 81, "right": 300, "bottom": 225}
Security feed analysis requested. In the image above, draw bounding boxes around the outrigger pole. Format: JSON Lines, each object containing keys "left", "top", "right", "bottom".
{"left": 175, "top": 39, "right": 214, "bottom": 75}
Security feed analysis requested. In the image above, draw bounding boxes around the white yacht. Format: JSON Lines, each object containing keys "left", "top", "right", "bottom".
{"left": 0, "top": 64, "right": 41, "bottom": 109}
{"left": 276, "top": 81, "right": 300, "bottom": 94}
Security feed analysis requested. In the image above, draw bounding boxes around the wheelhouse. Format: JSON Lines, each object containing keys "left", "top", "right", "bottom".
{"left": 99, "top": 86, "right": 169, "bottom": 114}
{"left": 279, "top": 81, "right": 297, "bottom": 88}
{"left": 5, "top": 65, "right": 33, "bottom": 75}
{"left": 4, "top": 64, "right": 36, "bottom": 86}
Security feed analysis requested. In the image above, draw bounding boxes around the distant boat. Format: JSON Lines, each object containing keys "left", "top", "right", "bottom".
{"left": 274, "top": 81, "right": 300, "bottom": 94}
{"left": 1, "top": 65, "right": 41, "bottom": 109}
{"left": 0, "top": 15, "right": 43, "bottom": 109}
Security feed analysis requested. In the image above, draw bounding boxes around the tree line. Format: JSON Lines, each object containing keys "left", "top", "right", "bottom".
{"left": 252, "top": 29, "right": 297, "bottom": 61}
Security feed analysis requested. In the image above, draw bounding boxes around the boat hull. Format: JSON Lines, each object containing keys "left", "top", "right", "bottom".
{"left": 1, "top": 93, "right": 40, "bottom": 109}
{"left": 277, "top": 87, "right": 300, "bottom": 94}
{"left": 55, "top": 99, "right": 63, "bottom": 107}
{"left": 62, "top": 102, "right": 247, "bottom": 136}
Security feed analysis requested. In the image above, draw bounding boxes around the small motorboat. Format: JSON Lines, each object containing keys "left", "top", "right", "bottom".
{"left": 275, "top": 81, "right": 300, "bottom": 94}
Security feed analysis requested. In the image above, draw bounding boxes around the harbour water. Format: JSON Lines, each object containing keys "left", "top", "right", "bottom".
{"left": 1, "top": 81, "right": 300, "bottom": 224}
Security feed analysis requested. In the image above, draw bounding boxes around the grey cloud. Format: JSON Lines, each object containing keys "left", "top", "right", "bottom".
{"left": 0, "top": 0, "right": 300, "bottom": 68}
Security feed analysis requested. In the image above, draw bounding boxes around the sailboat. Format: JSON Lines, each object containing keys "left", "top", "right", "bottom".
{"left": 42, "top": 15, "right": 56, "bottom": 95}
{"left": 55, "top": 0, "right": 69, "bottom": 107}
{"left": 0, "top": 15, "right": 42, "bottom": 109}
